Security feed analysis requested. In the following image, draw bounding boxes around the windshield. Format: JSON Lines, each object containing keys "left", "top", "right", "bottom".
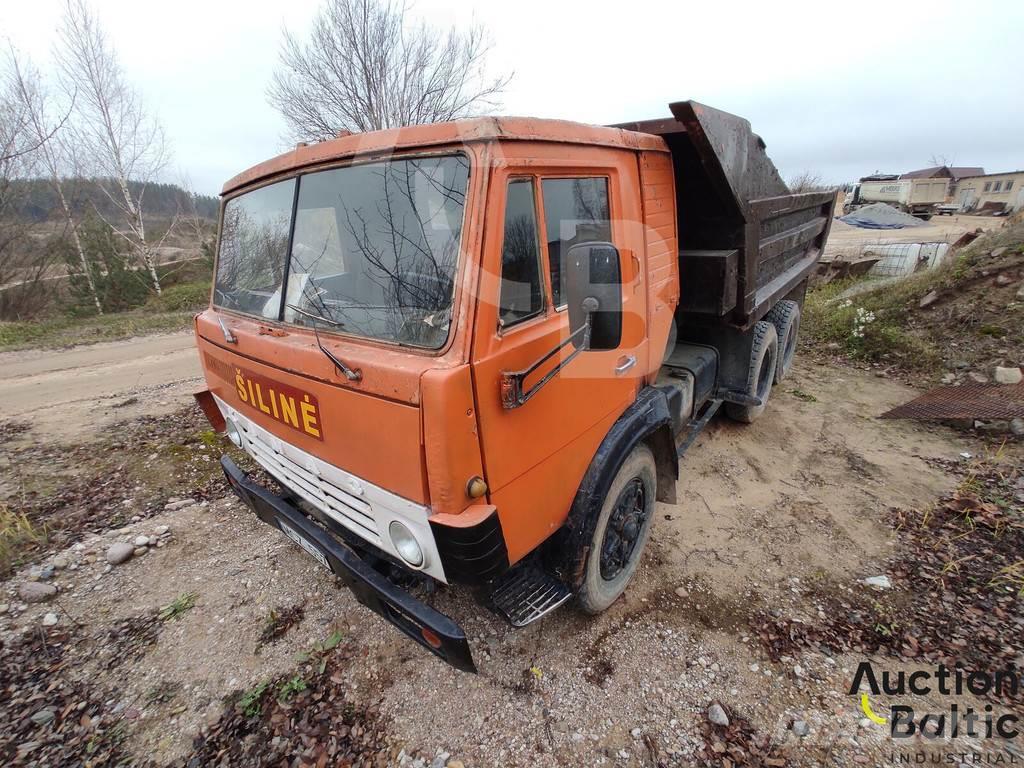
{"left": 213, "top": 154, "right": 470, "bottom": 349}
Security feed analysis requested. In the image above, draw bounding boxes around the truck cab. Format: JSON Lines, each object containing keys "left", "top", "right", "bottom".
{"left": 195, "top": 101, "right": 836, "bottom": 671}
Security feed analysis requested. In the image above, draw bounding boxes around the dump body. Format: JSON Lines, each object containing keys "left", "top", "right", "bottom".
{"left": 853, "top": 178, "right": 949, "bottom": 216}
{"left": 615, "top": 101, "right": 836, "bottom": 330}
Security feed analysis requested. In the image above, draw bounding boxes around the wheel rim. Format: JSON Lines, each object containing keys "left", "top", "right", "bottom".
{"left": 600, "top": 478, "right": 648, "bottom": 581}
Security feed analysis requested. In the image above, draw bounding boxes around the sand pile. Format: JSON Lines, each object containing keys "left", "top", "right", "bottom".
{"left": 840, "top": 202, "right": 925, "bottom": 229}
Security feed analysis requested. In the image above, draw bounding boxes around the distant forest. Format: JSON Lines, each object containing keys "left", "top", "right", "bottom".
{"left": 9, "top": 179, "right": 219, "bottom": 223}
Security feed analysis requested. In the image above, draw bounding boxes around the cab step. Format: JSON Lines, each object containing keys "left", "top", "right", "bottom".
{"left": 490, "top": 564, "right": 573, "bottom": 628}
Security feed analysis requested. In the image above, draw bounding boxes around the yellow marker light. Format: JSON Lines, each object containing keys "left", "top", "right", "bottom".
{"left": 466, "top": 476, "right": 488, "bottom": 499}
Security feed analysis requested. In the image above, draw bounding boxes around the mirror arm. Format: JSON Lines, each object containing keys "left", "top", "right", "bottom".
{"left": 499, "top": 317, "right": 591, "bottom": 410}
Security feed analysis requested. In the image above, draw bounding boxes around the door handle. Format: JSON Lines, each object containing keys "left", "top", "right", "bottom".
{"left": 614, "top": 355, "right": 637, "bottom": 375}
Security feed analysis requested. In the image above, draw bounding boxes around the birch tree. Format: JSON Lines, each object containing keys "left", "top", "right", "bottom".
{"left": 56, "top": 0, "right": 170, "bottom": 295}
{"left": 5, "top": 46, "right": 102, "bottom": 314}
{"left": 268, "top": 0, "right": 512, "bottom": 141}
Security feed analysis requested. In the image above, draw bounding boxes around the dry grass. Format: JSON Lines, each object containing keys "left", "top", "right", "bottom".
{"left": 0, "top": 503, "right": 46, "bottom": 577}
{"left": 805, "top": 222, "right": 1024, "bottom": 378}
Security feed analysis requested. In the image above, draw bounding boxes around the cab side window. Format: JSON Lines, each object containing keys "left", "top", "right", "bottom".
{"left": 541, "top": 178, "right": 612, "bottom": 307}
{"left": 498, "top": 179, "right": 544, "bottom": 327}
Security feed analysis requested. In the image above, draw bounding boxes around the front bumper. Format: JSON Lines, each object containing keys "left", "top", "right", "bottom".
{"left": 220, "top": 456, "right": 475, "bottom": 673}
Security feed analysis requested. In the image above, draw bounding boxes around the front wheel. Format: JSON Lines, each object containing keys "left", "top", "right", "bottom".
{"left": 576, "top": 443, "right": 657, "bottom": 614}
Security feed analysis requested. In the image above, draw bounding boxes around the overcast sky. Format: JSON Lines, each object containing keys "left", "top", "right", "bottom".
{"left": 3, "top": 0, "right": 1022, "bottom": 195}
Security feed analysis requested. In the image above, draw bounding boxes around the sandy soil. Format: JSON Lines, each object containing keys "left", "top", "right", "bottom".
{"left": 823, "top": 211, "right": 1004, "bottom": 260}
{"left": 5, "top": 333, "right": 1011, "bottom": 767}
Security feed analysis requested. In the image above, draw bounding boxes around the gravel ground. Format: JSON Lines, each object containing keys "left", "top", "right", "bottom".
{"left": 1, "top": 355, "right": 1022, "bottom": 767}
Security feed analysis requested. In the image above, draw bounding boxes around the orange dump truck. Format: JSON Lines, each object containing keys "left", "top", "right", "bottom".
{"left": 194, "top": 100, "right": 836, "bottom": 672}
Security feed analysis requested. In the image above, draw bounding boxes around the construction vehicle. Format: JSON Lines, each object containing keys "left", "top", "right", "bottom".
{"left": 193, "top": 100, "right": 837, "bottom": 672}
{"left": 843, "top": 176, "right": 948, "bottom": 219}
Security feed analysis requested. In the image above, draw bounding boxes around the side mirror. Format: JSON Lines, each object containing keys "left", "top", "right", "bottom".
{"left": 565, "top": 241, "right": 622, "bottom": 350}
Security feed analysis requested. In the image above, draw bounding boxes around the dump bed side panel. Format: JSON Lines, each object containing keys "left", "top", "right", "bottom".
{"left": 637, "top": 149, "right": 679, "bottom": 378}
{"left": 614, "top": 101, "right": 837, "bottom": 330}
{"left": 749, "top": 192, "right": 835, "bottom": 316}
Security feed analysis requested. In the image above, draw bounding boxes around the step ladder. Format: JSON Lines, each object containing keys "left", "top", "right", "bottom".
{"left": 490, "top": 564, "right": 573, "bottom": 628}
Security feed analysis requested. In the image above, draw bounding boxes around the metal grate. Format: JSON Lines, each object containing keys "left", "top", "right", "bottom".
{"left": 880, "top": 383, "right": 1024, "bottom": 421}
{"left": 491, "top": 565, "right": 572, "bottom": 628}
{"left": 859, "top": 241, "right": 950, "bottom": 279}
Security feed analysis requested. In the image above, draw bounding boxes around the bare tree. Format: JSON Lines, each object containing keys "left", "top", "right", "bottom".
{"left": 0, "top": 65, "right": 60, "bottom": 320}
{"left": 55, "top": 0, "right": 171, "bottom": 294}
{"left": 268, "top": 0, "right": 512, "bottom": 141}
{"left": 177, "top": 173, "right": 216, "bottom": 265}
{"left": 5, "top": 46, "right": 102, "bottom": 314}
{"left": 0, "top": 63, "right": 34, "bottom": 292}
{"left": 787, "top": 171, "right": 830, "bottom": 194}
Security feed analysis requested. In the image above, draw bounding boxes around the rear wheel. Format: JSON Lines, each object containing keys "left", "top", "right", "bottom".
{"left": 765, "top": 300, "right": 800, "bottom": 384}
{"left": 725, "top": 321, "right": 778, "bottom": 424}
{"left": 577, "top": 444, "right": 657, "bottom": 614}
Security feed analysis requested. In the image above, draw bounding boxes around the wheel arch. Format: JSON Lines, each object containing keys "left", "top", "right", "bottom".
{"left": 542, "top": 386, "right": 676, "bottom": 589}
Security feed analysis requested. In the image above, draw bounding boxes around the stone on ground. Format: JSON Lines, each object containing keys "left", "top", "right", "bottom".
{"left": 106, "top": 542, "right": 135, "bottom": 565}
{"left": 18, "top": 582, "right": 57, "bottom": 603}
{"left": 994, "top": 366, "right": 1022, "bottom": 385}
{"left": 707, "top": 703, "right": 730, "bottom": 727}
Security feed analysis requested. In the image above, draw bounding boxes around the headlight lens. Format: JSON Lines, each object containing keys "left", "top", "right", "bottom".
{"left": 224, "top": 417, "right": 242, "bottom": 447}
{"left": 388, "top": 521, "right": 423, "bottom": 567}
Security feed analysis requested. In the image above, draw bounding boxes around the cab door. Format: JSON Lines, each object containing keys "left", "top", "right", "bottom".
{"left": 470, "top": 142, "right": 648, "bottom": 564}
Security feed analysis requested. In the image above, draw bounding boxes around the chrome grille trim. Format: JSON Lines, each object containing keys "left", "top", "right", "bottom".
{"left": 213, "top": 395, "right": 447, "bottom": 582}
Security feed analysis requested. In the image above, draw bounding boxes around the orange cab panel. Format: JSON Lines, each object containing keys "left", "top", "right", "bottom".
{"left": 197, "top": 335, "right": 427, "bottom": 504}
{"left": 470, "top": 141, "right": 649, "bottom": 563}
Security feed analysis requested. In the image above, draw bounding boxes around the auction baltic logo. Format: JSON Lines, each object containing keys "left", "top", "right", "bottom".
{"left": 849, "top": 660, "right": 1021, "bottom": 764}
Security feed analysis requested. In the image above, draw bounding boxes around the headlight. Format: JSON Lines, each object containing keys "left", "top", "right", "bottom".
{"left": 388, "top": 521, "right": 423, "bottom": 567}
{"left": 224, "top": 417, "right": 242, "bottom": 447}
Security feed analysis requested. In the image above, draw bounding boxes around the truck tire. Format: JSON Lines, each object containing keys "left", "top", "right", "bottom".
{"left": 765, "top": 300, "right": 800, "bottom": 384}
{"left": 576, "top": 443, "right": 657, "bottom": 614}
{"left": 725, "top": 321, "right": 777, "bottom": 424}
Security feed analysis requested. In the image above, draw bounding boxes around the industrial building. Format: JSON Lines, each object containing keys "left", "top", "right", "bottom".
{"left": 954, "top": 171, "right": 1024, "bottom": 213}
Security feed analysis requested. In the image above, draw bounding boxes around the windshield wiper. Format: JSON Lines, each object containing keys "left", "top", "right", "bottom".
{"left": 287, "top": 304, "right": 362, "bottom": 382}
{"left": 287, "top": 304, "right": 347, "bottom": 327}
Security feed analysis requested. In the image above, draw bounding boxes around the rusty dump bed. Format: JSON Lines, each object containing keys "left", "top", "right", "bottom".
{"left": 615, "top": 101, "right": 837, "bottom": 329}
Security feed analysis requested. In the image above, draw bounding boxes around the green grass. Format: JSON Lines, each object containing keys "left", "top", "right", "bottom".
{"left": 159, "top": 592, "right": 198, "bottom": 621}
{"left": 787, "top": 388, "right": 817, "bottom": 402}
{"left": 238, "top": 681, "right": 271, "bottom": 717}
{"left": 803, "top": 278, "right": 942, "bottom": 372}
{"left": 277, "top": 676, "right": 308, "bottom": 703}
{"left": 143, "top": 281, "right": 211, "bottom": 313}
{"left": 0, "top": 309, "right": 196, "bottom": 351}
{"left": 804, "top": 222, "right": 1024, "bottom": 377}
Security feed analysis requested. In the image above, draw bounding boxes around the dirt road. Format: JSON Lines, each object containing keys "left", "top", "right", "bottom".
{"left": 823, "top": 211, "right": 1003, "bottom": 260}
{"left": 6, "top": 334, "right": 1017, "bottom": 767}
{"left": 0, "top": 332, "right": 201, "bottom": 443}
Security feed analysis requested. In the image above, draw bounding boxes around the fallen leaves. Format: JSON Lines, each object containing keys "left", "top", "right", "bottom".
{"left": 752, "top": 455, "right": 1024, "bottom": 704}
{"left": 698, "top": 703, "right": 788, "bottom": 767}
{"left": 0, "top": 628, "right": 130, "bottom": 766}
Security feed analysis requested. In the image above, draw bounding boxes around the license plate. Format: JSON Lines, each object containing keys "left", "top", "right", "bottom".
{"left": 279, "top": 520, "right": 330, "bottom": 570}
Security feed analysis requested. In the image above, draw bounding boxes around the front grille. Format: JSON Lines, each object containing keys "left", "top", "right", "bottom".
{"left": 237, "top": 420, "right": 382, "bottom": 546}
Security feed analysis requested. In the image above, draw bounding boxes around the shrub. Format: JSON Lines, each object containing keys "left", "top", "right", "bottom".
{"left": 145, "top": 281, "right": 211, "bottom": 313}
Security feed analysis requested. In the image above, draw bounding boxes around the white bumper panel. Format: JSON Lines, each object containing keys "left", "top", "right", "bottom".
{"left": 213, "top": 395, "right": 447, "bottom": 583}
